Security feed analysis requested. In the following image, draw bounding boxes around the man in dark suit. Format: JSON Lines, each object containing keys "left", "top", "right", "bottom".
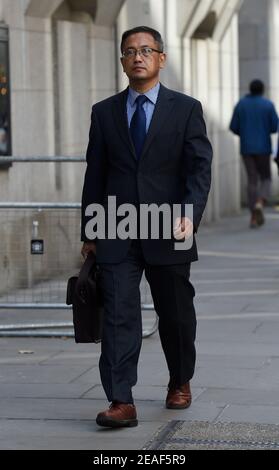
{"left": 81, "top": 26, "right": 213, "bottom": 428}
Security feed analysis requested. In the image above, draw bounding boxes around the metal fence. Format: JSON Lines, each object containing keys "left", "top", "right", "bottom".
{"left": 0, "top": 157, "right": 157, "bottom": 338}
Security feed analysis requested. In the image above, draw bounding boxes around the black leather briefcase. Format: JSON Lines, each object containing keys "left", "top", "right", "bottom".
{"left": 66, "top": 253, "right": 104, "bottom": 343}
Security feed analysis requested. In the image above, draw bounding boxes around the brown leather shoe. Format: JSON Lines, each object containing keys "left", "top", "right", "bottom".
{"left": 166, "top": 382, "right": 192, "bottom": 409}
{"left": 96, "top": 402, "right": 138, "bottom": 428}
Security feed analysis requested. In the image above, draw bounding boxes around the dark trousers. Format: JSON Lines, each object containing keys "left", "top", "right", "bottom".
{"left": 242, "top": 154, "right": 271, "bottom": 212}
{"left": 98, "top": 239, "right": 196, "bottom": 404}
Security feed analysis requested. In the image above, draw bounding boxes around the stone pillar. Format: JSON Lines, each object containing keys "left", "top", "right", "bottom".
{"left": 88, "top": 25, "right": 116, "bottom": 103}
{"left": 218, "top": 14, "right": 241, "bottom": 216}
{"left": 55, "top": 20, "right": 90, "bottom": 157}
{"left": 238, "top": 0, "right": 270, "bottom": 97}
{"left": 182, "top": 2, "right": 242, "bottom": 220}
{"left": 269, "top": 0, "right": 279, "bottom": 106}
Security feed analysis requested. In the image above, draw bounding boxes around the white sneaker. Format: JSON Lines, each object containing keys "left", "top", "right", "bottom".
{"left": 254, "top": 202, "right": 265, "bottom": 226}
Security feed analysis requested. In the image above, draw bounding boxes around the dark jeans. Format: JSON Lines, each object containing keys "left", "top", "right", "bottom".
{"left": 242, "top": 154, "right": 271, "bottom": 213}
{"left": 98, "top": 239, "right": 196, "bottom": 404}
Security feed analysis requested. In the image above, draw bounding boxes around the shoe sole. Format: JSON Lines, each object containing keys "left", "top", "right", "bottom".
{"left": 96, "top": 417, "right": 138, "bottom": 428}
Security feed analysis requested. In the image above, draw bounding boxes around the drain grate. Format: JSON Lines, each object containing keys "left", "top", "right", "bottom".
{"left": 143, "top": 420, "right": 279, "bottom": 450}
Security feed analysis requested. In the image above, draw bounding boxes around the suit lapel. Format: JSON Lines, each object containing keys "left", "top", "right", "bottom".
{"left": 140, "top": 84, "right": 175, "bottom": 162}
{"left": 112, "top": 87, "right": 137, "bottom": 159}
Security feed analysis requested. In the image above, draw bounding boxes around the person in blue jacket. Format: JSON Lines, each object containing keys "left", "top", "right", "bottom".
{"left": 230, "top": 79, "right": 278, "bottom": 228}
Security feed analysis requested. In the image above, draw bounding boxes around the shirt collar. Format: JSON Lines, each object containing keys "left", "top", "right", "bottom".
{"left": 128, "top": 82, "right": 160, "bottom": 106}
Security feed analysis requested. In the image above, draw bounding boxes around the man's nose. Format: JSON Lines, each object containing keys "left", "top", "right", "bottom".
{"left": 134, "top": 51, "right": 143, "bottom": 62}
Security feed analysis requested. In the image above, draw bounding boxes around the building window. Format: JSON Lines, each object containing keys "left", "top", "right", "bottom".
{"left": 0, "top": 24, "right": 12, "bottom": 165}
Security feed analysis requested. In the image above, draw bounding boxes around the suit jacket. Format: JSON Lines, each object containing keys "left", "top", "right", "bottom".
{"left": 81, "top": 83, "right": 213, "bottom": 265}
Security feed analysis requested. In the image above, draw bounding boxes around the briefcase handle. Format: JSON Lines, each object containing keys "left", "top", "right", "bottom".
{"left": 77, "top": 252, "right": 99, "bottom": 290}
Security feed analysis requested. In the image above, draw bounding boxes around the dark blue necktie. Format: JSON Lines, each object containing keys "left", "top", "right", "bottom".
{"left": 130, "top": 95, "right": 147, "bottom": 159}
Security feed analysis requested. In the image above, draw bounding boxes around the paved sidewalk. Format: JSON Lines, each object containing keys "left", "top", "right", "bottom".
{"left": 0, "top": 209, "right": 279, "bottom": 450}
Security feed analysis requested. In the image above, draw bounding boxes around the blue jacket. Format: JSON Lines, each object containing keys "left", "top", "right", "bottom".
{"left": 230, "top": 95, "right": 278, "bottom": 155}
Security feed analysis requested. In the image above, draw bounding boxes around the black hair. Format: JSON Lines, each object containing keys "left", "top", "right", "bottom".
{"left": 121, "top": 26, "right": 164, "bottom": 53}
{"left": 249, "top": 79, "right": 265, "bottom": 96}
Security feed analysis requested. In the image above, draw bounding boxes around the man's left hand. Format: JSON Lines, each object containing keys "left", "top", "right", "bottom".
{"left": 173, "top": 217, "right": 193, "bottom": 240}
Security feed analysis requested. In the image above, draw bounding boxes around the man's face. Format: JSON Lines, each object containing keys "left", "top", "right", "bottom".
{"left": 120, "top": 32, "right": 166, "bottom": 83}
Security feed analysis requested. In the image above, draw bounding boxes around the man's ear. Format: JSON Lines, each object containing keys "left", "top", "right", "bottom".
{"left": 159, "top": 53, "right": 166, "bottom": 69}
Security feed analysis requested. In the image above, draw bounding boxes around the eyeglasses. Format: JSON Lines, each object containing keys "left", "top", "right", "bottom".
{"left": 122, "top": 47, "right": 163, "bottom": 58}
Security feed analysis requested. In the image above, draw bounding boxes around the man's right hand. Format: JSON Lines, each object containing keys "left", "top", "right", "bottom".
{"left": 81, "top": 242, "right": 97, "bottom": 259}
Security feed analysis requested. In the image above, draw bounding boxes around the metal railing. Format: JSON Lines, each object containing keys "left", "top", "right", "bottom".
{"left": 0, "top": 156, "right": 158, "bottom": 338}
